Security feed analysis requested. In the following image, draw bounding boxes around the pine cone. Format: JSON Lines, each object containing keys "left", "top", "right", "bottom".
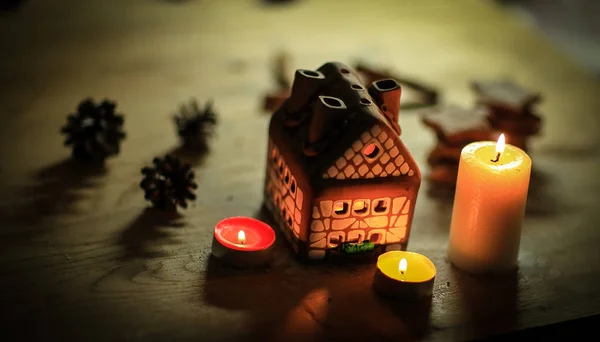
{"left": 61, "top": 98, "right": 126, "bottom": 161}
{"left": 173, "top": 99, "right": 218, "bottom": 149}
{"left": 140, "top": 155, "right": 197, "bottom": 210}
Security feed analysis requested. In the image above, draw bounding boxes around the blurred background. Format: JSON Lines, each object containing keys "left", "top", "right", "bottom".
{"left": 1, "top": 0, "right": 599, "bottom": 77}
{"left": 496, "top": 0, "right": 600, "bottom": 77}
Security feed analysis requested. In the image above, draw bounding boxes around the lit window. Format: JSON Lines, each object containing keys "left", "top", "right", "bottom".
{"left": 328, "top": 234, "right": 344, "bottom": 248}
{"left": 370, "top": 233, "right": 382, "bottom": 244}
{"left": 284, "top": 168, "right": 290, "bottom": 184}
{"left": 348, "top": 231, "right": 365, "bottom": 243}
{"left": 332, "top": 201, "right": 350, "bottom": 217}
{"left": 352, "top": 200, "right": 369, "bottom": 216}
{"left": 363, "top": 140, "right": 382, "bottom": 161}
{"left": 372, "top": 198, "right": 390, "bottom": 215}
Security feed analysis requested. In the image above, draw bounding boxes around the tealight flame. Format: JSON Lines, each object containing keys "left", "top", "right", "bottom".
{"left": 238, "top": 230, "right": 246, "bottom": 244}
{"left": 399, "top": 258, "right": 407, "bottom": 274}
{"left": 496, "top": 134, "right": 506, "bottom": 154}
{"left": 491, "top": 133, "right": 505, "bottom": 163}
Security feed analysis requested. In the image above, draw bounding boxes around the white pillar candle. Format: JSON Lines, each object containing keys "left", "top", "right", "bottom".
{"left": 448, "top": 134, "right": 532, "bottom": 274}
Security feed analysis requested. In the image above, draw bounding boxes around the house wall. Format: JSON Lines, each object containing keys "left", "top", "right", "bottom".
{"left": 305, "top": 184, "right": 417, "bottom": 260}
{"left": 307, "top": 123, "right": 421, "bottom": 260}
{"left": 264, "top": 139, "right": 308, "bottom": 254}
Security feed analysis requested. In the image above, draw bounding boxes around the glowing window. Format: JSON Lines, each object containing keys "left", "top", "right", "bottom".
{"left": 328, "top": 234, "right": 344, "bottom": 248}
{"left": 348, "top": 232, "right": 365, "bottom": 243}
{"left": 372, "top": 198, "right": 390, "bottom": 215}
{"left": 363, "top": 141, "right": 382, "bottom": 161}
{"left": 332, "top": 201, "right": 350, "bottom": 218}
{"left": 352, "top": 200, "right": 369, "bottom": 216}
{"left": 370, "top": 233, "right": 382, "bottom": 244}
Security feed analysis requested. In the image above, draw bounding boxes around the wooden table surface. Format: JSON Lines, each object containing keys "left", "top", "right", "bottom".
{"left": 1, "top": 0, "right": 600, "bottom": 341}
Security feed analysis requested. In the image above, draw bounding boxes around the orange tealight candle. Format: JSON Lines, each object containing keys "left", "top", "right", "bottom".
{"left": 448, "top": 134, "right": 532, "bottom": 274}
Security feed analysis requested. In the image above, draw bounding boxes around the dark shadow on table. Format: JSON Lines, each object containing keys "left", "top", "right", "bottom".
{"left": 475, "top": 314, "right": 600, "bottom": 341}
{"left": 3, "top": 158, "right": 106, "bottom": 234}
{"left": 0, "top": 158, "right": 109, "bottom": 340}
{"left": 0, "top": 0, "right": 27, "bottom": 12}
{"left": 525, "top": 168, "right": 558, "bottom": 217}
{"left": 200, "top": 205, "right": 433, "bottom": 342}
{"left": 156, "top": 0, "right": 194, "bottom": 4}
{"left": 118, "top": 207, "right": 185, "bottom": 260}
{"left": 452, "top": 268, "right": 519, "bottom": 341}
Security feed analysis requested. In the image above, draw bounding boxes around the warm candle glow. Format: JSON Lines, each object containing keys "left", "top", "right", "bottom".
{"left": 238, "top": 230, "right": 246, "bottom": 244}
{"left": 399, "top": 258, "right": 407, "bottom": 274}
{"left": 377, "top": 251, "right": 436, "bottom": 283}
{"left": 491, "top": 133, "right": 506, "bottom": 162}
{"left": 496, "top": 134, "right": 506, "bottom": 154}
{"left": 449, "top": 139, "right": 532, "bottom": 274}
{"left": 375, "top": 251, "right": 436, "bottom": 300}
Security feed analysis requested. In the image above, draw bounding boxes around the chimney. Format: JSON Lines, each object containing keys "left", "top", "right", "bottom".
{"left": 307, "top": 96, "right": 347, "bottom": 145}
{"left": 368, "top": 79, "right": 402, "bottom": 135}
{"left": 284, "top": 69, "right": 326, "bottom": 126}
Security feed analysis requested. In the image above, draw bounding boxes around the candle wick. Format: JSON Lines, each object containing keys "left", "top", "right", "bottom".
{"left": 491, "top": 152, "right": 501, "bottom": 163}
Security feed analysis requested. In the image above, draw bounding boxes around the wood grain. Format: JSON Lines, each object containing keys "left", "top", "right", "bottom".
{"left": 1, "top": 0, "right": 600, "bottom": 341}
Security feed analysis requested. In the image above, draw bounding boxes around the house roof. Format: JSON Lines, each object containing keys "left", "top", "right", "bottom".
{"left": 269, "top": 62, "right": 419, "bottom": 190}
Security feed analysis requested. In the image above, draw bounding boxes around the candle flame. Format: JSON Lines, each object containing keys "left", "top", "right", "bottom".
{"left": 238, "top": 230, "right": 246, "bottom": 244}
{"left": 496, "top": 134, "right": 506, "bottom": 154}
{"left": 399, "top": 258, "right": 407, "bottom": 274}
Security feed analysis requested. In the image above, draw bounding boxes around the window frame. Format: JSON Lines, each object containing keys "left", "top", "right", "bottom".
{"left": 332, "top": 200, "right": 351, "bottom": 218}
{"left": 352, "top": 199, "right": 370, "bottom": 217}
{"left": 372, "top": 197, "right": 391, "bottom": 215}
{"left": 328, "top": 233, "right": 344, "bottom": 248}
{"left": 362, "top": 139, "right": 383, "bottom": 162}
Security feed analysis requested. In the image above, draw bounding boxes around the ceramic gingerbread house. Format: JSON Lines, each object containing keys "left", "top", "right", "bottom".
{"left": 263, "top": 62, "right": 421, "bottom": 261}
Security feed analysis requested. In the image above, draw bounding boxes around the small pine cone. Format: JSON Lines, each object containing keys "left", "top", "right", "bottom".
{"left": 140, "top": 155, "right": 197, "bottom": 211}
{"left": 61, "top": 98, "right": 126, "bottom": 161}
{"left": 173, "top": 99, "right": 218, "bottom": 149}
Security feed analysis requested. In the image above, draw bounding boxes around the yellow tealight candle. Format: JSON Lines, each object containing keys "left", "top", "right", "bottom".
{"left": 448, "top": 134, "right": 532, "bottom": 274}
{"left": 373, "top": 251, "right": 436, "bottom": 301}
